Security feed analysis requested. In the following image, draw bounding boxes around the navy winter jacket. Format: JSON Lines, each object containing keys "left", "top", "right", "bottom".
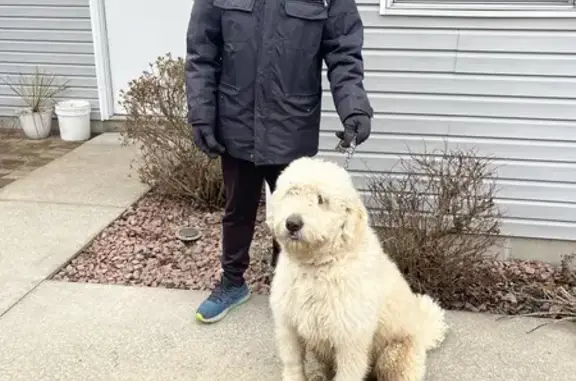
{"left": 186, "top": 0, "right": 373, "bottom": 165}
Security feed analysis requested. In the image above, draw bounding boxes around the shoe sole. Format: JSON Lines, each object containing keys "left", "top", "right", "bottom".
{"left": 195, "top": 291, "right": 252, "bottom": 324}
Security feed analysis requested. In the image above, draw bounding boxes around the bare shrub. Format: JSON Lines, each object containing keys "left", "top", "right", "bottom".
{"left": 118, "top": 53, "right": 225, "bottom": 211}
{"left": 367, "top": 145, "right": 503, "bottom": 307}
{"left": 1, "top": 67, "right": 69, "bottom": 112}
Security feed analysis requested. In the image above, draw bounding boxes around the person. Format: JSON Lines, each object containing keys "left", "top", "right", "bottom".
{"left": 186, "top": 0, "right": 373, "bottom": 323}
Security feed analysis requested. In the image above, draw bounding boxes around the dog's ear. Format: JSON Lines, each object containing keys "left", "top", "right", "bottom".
{"left": 265, "top": 211, "right": 274, "bottom": 232}
{"left": 265, "top": 183, "right": 289, "bottom": 231}
{"left": 340, "top": 198, "right": 368, "bottom": 246}
{"left": 265, "top": 188, "right": 278, "bottom": 232}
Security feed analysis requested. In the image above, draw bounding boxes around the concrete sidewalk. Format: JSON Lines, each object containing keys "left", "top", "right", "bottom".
{"left": 0, "top": 133, "right": 148, "bottom": 316}
{"left": 0, "top": 281, "right": 574, "bottom": 381}
{"left": 1, "top": 132, "right": 574, "bottom": 381}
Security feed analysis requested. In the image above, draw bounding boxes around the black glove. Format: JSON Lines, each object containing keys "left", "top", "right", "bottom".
{"left": 193, "top": 124, "right": 225, "bottom": 159}
{"left": 335, "top": 113, "right": 371, "bottom": 149}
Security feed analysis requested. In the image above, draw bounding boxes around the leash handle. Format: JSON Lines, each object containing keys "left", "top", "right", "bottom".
{"left": 335, "top": 139, "right": 357, "bottom": 170}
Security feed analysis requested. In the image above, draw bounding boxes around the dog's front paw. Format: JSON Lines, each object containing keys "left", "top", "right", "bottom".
{"left": 305, "top": 359, "right": 331, "bottom": 381}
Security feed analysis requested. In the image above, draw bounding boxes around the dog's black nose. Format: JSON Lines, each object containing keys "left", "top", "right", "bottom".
{"left": 285, "top": 214, "right": 303, "bottom": 232}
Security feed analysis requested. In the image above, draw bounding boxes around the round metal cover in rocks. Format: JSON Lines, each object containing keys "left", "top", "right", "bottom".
{"left": 177, "top": 226, "right": 202, "bottom": 242}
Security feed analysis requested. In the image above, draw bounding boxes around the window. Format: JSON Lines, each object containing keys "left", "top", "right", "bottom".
{"left": 380, "top": 0, "right": 576, "bottom": 17}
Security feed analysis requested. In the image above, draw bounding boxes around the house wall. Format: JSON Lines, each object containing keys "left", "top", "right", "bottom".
{"left": 80, "top": 0, "right": 576, "bottom": 245}
{"left": 317, "top": 0, "right": 576, "bottom": 242}
{"left": 102, "top": 0, "right": 192, "bottom": 115}
{"left": 0, "top": 0, "right": 100, "bottom": 120}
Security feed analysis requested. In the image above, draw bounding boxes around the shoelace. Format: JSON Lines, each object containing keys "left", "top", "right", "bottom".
{"left": 207, "top": 282, "right": 235, "bottom": 303}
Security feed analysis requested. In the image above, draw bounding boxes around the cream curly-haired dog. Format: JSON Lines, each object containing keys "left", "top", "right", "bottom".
{"left": 267, "top": 157, "right": 448, "bottom": 381}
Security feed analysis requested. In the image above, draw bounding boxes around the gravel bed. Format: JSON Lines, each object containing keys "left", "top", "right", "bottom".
{"left": 53, "top": 190, "right": 274, "bottom": 294}
{"left": 53, "top": 190, "right": 575, "bottom": 317}
{"left": 449, "top": 259, "right": 575, "bottom": 318}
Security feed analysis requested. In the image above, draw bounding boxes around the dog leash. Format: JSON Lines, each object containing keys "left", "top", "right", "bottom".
{"left": 335, "top": 139, "right": 357, "bottom": 170}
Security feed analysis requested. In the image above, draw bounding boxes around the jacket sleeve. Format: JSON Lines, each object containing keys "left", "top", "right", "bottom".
{"left": 185, "top": 0, "right": 222, "bottom": 129}
{"left": 321, "top": 0, "right": 373, "bottom": 123}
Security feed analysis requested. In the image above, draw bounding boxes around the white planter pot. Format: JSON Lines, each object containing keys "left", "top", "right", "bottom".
{"left": 55, "top": 100, "right": 92, "bottom": 141}
{"left": 18, "top": 109, "right": 53, "bottom": 140}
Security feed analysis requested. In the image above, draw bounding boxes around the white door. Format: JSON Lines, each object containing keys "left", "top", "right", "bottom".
{"left": 103, "top": 0, "right": 194, "bottom": 115}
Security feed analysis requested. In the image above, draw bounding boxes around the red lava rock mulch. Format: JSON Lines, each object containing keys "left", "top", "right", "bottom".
{"left": 449, "top": 259, "right": 576, "bottom": 318}
{"left": 53, "top": 190, "right": 576, "bottom": 319}
{"left": 52, "top": 190, "right": 275, "bottom": 295}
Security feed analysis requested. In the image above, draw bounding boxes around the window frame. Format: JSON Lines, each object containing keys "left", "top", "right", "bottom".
{"left": 379, "top": 0, "right": 576, "bottom": 17}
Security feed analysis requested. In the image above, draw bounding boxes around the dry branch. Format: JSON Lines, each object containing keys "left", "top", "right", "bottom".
{"left": 367, "top": 145, "right": 504, "bottom": 306}
{"left": 117, "top": 53, "right": 225, "bottom": 211}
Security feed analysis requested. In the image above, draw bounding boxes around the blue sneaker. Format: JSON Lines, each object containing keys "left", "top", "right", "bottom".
{"left": 195, "top": 280, "right": 251, "bottom": 323}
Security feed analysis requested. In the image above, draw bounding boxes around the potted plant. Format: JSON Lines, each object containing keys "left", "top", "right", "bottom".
{"left": 2, "top": 68, "right": 68, "bottom": 139}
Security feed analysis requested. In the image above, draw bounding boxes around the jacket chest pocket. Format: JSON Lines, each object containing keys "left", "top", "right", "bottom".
{"left": 214, "top": 0, "right": 256, "bottom": 42}
{"left": 283, "top": 0, "right": 328, "bottom": 53}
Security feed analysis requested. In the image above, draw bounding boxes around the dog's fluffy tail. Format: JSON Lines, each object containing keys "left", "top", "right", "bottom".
{"left": 416, "top": 294, "right": 448, "bottom": 350}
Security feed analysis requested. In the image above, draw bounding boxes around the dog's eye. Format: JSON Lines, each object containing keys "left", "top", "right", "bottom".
{"left": 317, "top": 194, "right": 325, "bottom": 205}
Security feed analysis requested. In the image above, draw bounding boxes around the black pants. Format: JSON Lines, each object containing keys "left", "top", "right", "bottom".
{"left": 220, "top": 154, "right": 287, "bottom": 286}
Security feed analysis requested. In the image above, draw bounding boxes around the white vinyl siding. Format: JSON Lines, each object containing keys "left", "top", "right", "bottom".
{"left": 0, "top": 0, "right": 100, "bottom": 119}
{"left": 317, "top": 0, "right": 576, "bottom": 241}
{"left": 381, "top": 0, "right": 576, "bottom": 17}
